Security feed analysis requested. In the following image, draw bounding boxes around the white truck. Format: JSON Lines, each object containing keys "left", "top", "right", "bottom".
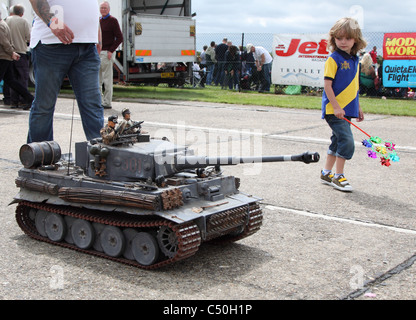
{"left": 2, "top": 0, "right": 196, "bottom": 86}
{"left": 117, "top": 0, "right": 197, "bottom": 85}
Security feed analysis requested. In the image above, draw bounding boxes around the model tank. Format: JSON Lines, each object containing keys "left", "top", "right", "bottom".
{"left": 12, "top": 122, "right": 320, "bottom": 269}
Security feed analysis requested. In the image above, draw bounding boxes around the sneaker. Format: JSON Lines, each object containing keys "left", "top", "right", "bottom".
{"left": 320, "top": 171, "right": 334, "bottom": 186}
{"left": 331, "top": 174, "right": 353, "bottom": 192}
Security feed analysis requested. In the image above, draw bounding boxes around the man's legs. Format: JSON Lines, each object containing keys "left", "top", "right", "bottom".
{"left": 0, "top": 59, "right": 33, "bottom": 107}
{"left": 99, "top": 50, "right": 114, "bottom": 109}
{"left": 27, "top": 43, "right": 71, "bottom": 143}
{"left": 10, "top": 54, "right": 30, "bottom": 106}
{"left": 262, "top": 63, "right": 272, "bottom": 92}
{"left": 69, "top": 44, "right": 103, "bottom": 140}
{"left": 206, "top": 64, "right": 214, "bottom": 85}
{"left": 0, "top": 61, "right": 11, "bottom": 104}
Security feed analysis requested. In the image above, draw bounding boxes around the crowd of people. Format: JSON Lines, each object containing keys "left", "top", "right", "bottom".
{"left": 194, "top": 38, "right": 273, "bottom": 93}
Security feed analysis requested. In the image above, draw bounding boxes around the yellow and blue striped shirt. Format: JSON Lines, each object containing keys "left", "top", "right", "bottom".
{"left": 321, "top": 49, "right": 360, "bottom": 119}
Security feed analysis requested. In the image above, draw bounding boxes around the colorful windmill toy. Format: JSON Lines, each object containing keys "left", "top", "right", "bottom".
{"left": 343, "top": 118, "right": 400, "bottom": 167}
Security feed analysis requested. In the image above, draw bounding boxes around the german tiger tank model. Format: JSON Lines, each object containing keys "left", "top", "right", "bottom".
{"left": 13, "top": 122, "right": 320, "bottom": 269}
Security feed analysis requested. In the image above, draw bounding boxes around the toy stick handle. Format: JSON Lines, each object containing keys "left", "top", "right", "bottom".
{"left": 343, "top": 117, "right": 371, "bottom": 138}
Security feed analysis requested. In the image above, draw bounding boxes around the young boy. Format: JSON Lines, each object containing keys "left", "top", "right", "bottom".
{"left": 321, "top": 18, "right": 367, "bottom": 192}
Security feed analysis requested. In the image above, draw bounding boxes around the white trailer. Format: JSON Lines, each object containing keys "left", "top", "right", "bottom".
{"left": 4, "top": 0, "right": 196, "bottom": 86}
{"left": 118, "top": 0, "right": 196, "bottom": 85}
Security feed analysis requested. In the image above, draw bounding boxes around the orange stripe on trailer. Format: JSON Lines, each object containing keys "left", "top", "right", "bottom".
{"left": 136, "top": 50, "right": 152, "bottom": 56}
{"left": 181, "top": 50, "right": 195, "bottom": 56}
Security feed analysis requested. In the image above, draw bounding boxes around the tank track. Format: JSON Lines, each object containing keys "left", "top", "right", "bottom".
{"left": 15, "top": 201, "right": 263, "bottom": 269}
{"left": 15, "top": 201, "right": 201, "bottom": 270}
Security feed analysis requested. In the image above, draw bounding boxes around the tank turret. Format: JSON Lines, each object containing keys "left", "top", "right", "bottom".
{"left": 73, "top": 135, "right": 319, "bottom": 186}
{"left": 13, "top": 128, "right": 320, "bottom": 269}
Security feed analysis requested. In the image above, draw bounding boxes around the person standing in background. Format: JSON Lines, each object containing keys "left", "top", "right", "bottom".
{"left": 6, "top": 4, "right": 31, "bottom": 109}
{"left": 2, "top": 6, "right": 14, "bottom": 106}
{"left": 199, "top": 45, "right": 207, "bottom": 70}
{"left": 214, "top": 38, "right": 228, "bottom": 87}
{"left": 205, "top": 41, "right": 217, "bottom": 85}
{"left": 224, "top": 45, "right": 240, "bottom": 90}
{"left": 0, "top": 9, "right": 34, "bottom": 110}
{"left": 98, "top": 1, "right": 123, "bottom": 109}
{"left": 369, "top": 46, "right": 377, "bottom": 65}
{"left": 246, "top": 43, "right": 273, "bottom": 93}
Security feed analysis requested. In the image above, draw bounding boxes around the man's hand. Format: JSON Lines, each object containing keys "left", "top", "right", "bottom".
{"left": 12, "top": 52, "right": 21, "bottom": 61}
{"left": 29, "top": 0, "right": 74, "bottom": 44}
{"left": 50, "top": 20, "right": 74, "bottom": 45}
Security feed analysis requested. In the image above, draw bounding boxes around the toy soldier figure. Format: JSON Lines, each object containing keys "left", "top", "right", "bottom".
{"left": 100, "top": 115, "right": 118, "bottom": 145}
{"left": 117, "top": 108, "right": 136, "bottom": 134}
{"left": 118, "top": 108, "right": 146, "bottom": 134}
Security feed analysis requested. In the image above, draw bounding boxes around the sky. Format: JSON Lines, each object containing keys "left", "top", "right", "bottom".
{"left": 192, "top": 0, "right": 416, "bottom": 34}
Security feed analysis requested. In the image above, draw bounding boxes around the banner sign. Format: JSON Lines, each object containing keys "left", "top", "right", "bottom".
{"left": 272, "top": 34, "right": 329, "bottom": 87}
{"left": 383, "top": 33, "right": 416, "bottom": 60}
{"left": 383, "top": 60, "right": 416, "bottom": 88}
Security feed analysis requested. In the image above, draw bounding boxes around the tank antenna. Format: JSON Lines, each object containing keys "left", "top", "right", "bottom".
{"left": 67, "top": 98, "right": 76, "bottom": 175}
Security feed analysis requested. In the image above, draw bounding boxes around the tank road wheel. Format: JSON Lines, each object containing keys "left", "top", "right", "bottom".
{"left": 28, "top": 208, "right": 37, "bottom": 221}
{"left": 35, "top": 210, "right": 48, "bottom": 237}
{"left": 71, "top": 219, "right": 95, "bottom": 249}
{"left": 100, "top": 226, "right": 125, "bottom": 258}
{"left": 122, "top": 228, "right": 139, "bottom": 260}
{"left": 92, "top": 223, "right": 106, "bottom": 252}
{"left": 64, "top": 216, "right": 76, "bottom": 244}
{"left": 157, "top": 226, "right": 178, "bottom": 259}
{"left": 131, "top": 232, "right": 160, "bottom": 266}
{"left": 45, "top": 213, "right": 67, "bottom": 242}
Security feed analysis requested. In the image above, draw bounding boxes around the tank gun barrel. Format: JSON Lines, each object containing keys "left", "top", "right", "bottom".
{"left": 174, "top": 151, "right": 320, "bottom": 170}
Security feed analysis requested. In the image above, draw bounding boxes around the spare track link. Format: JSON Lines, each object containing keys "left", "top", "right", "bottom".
{"left": 209, "top": 203, "right": 263, "bottom": 244}
{"left": 15, "top": 201, "right": 201, "bottom": 270}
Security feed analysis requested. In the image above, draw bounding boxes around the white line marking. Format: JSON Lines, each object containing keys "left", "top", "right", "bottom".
{"left": 265, "top": 205, "right": 416, "bottom": 236}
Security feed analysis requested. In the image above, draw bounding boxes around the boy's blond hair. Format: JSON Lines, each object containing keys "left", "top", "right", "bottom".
{"left": 327, "top": 17, "right": 367, "bottom": 56}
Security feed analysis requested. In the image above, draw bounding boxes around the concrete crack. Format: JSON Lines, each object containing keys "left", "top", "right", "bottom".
{"left": 341, "top": 253, "right": 416, "bottom": 300}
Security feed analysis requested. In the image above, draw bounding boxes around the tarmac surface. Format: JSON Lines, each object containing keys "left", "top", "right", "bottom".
{"left": 0, "top": 96, "right": 415, "bottom": 301}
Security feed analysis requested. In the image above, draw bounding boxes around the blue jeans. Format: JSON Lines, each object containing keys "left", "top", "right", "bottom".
{"left": 260, "top": 62, "right": 272, "bottom": 92}
{"left": 214, "top": 61, "right": 225, "bottom": 86}
{"left": 206, "top": 64, "right": 215, "bottom": 85}
{"left": 325, "top": 115, "right": 355, "bottom": 160}
{"left": 27, "top": 43, "right": 104, "bottom": 143}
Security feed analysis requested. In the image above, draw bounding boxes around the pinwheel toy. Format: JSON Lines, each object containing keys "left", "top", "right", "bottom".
{"left": 343, "top": 118, "right": 400, "bottom": 167}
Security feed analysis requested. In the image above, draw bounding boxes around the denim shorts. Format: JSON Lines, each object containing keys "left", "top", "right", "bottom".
{"left": 325, "top": 115, "right": 355, "bottom": 160}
